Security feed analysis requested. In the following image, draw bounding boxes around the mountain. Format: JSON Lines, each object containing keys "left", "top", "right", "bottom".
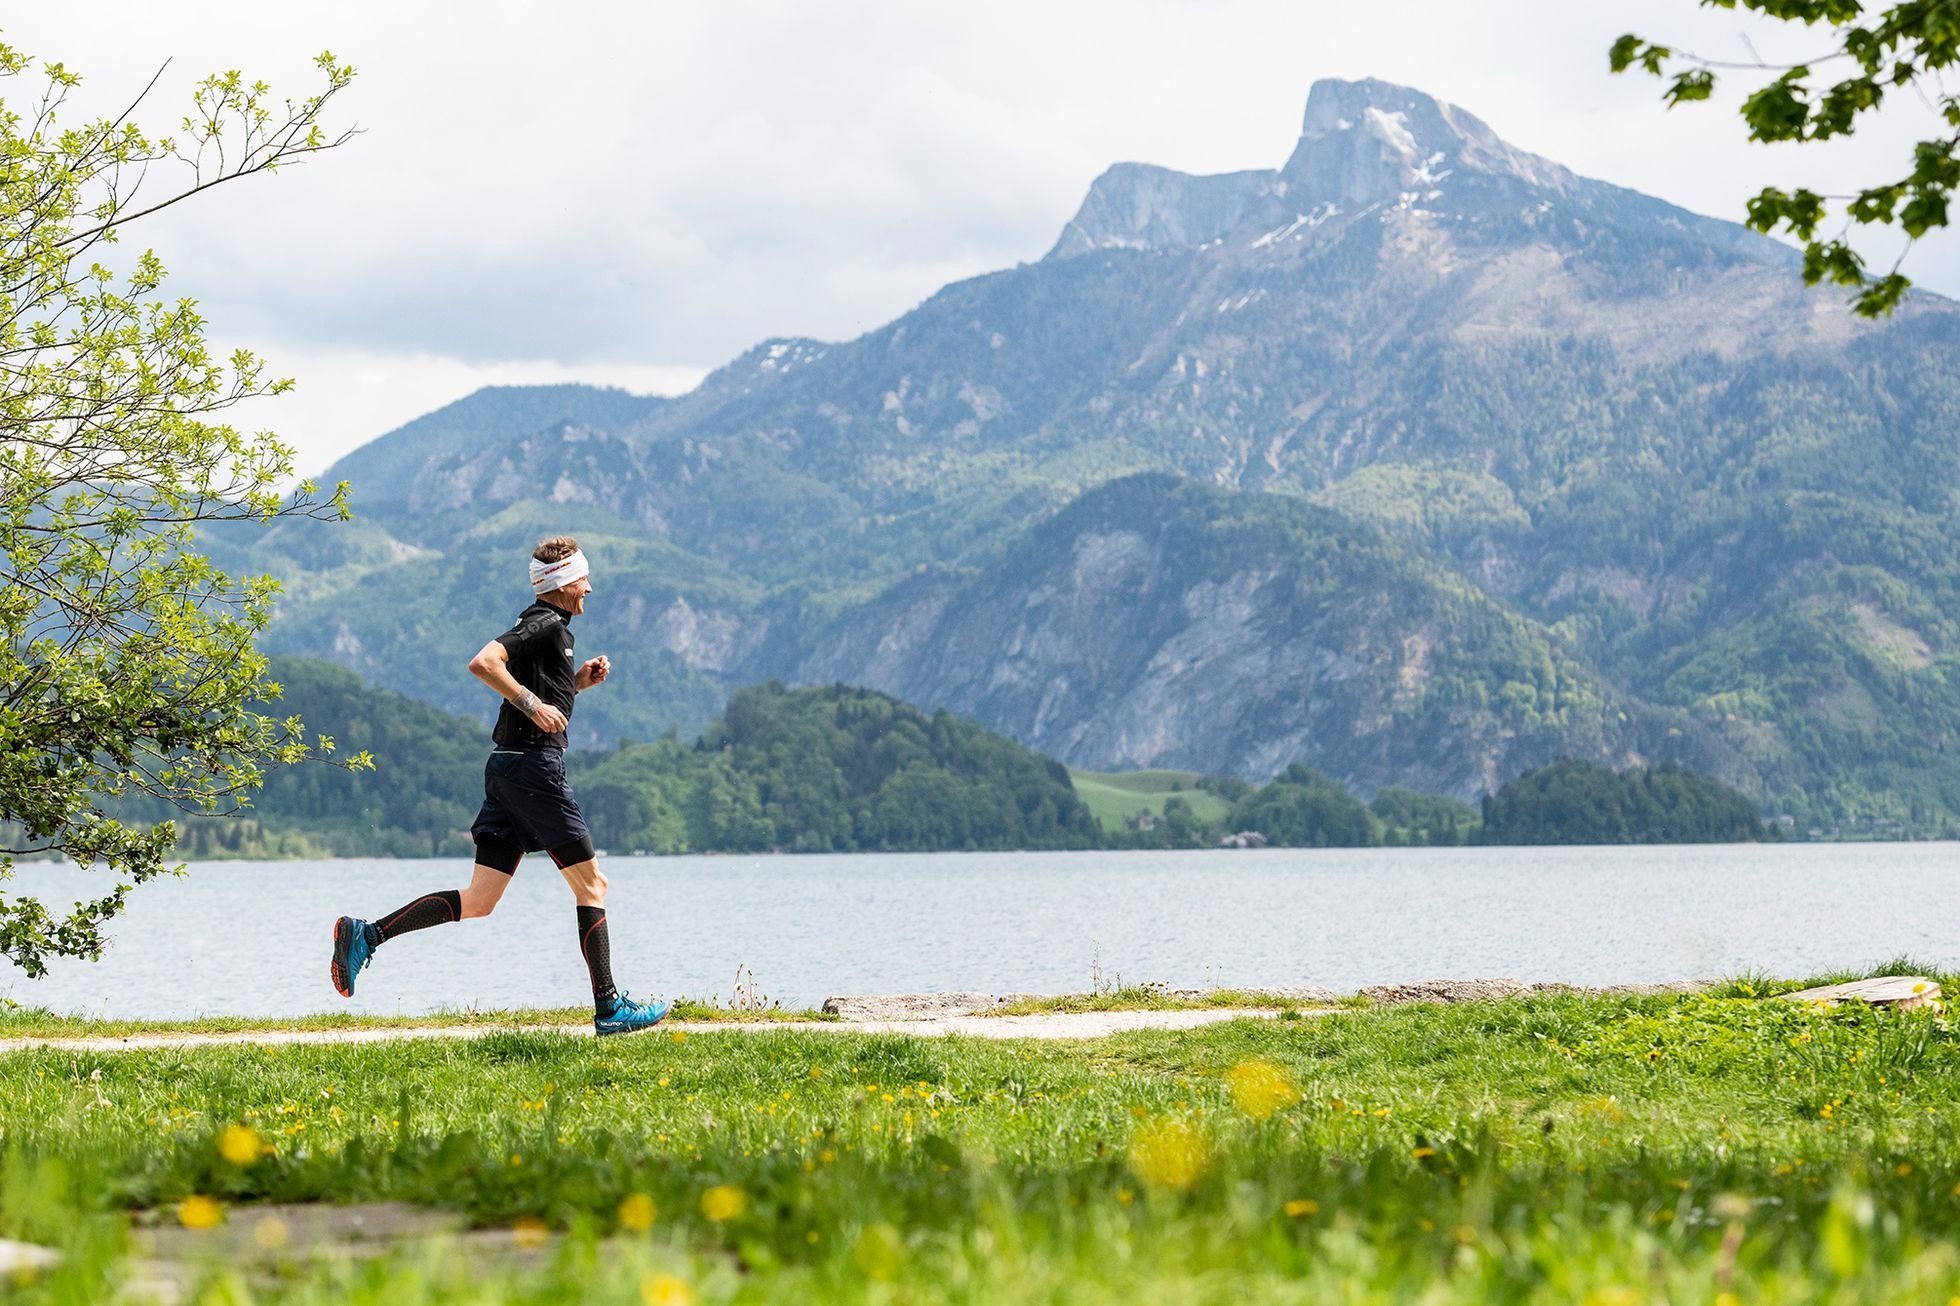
{"left": 238, "top": 77, "right": 1960, "bottom": 831}
{"left": 791, "top": 474, "right": 1743, "bottom": 798}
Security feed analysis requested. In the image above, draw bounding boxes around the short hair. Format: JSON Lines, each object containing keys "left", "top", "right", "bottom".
{"left": 533, "top": 536, "right": 579, "bottom": 565}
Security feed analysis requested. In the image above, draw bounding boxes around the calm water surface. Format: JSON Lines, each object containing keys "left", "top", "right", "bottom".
{"left": 3, "top": 843, "right": 1954, "bottom": 1019}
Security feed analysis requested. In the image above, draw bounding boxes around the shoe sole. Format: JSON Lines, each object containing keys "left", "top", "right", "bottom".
{"left": 330, "top": 917, "right": 355, "bottom": 999}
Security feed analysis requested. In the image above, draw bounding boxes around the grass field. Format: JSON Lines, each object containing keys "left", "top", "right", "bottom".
{"left": 6, "top": 967, "right": 1960, "bottom": 1300}
{"left": 1066, "top": 767, "right": 1234, "bottom": 831}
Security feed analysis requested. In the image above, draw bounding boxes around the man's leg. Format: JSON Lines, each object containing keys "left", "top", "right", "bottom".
{"left": 331, "top": 838, "right": 521, "bottom": 998}
{"left": 549, "top": 839, "right": 618, "bottom": 1015}
{"left": 532, "top": 756, "right": 665, "bottom": 1033}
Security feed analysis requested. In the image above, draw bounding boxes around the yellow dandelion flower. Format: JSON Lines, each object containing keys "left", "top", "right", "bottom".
{"left": 1898, "top": 1162, "right": 1914, "bottom": 1177}
{"left": 217, "top": 1124, "right": 264, "bottom": 1167}
{"left": 253, "top": 1217, "right": 288, "bottom": 1251}
{"left": 701, "top": 1184, "right": 748, "bottom": 1222}
{"left": 1226, "top": 1059, "right": 1300, "bottom": 1121}
{"left": 670, "top": 1030, "right": 686, "bottom": 1043}
{"left": 1127, "top": 1117, "right": 1208, "bottom": 1191}
{"left": 641, "top": 1272, "right": 694, "bottom": 1306}
{"left": 619, "top": 1192, "right": 657, "bottom": 1231}
{"left": 176, "top": 1195, "right": 223, "bottom": 1230}
{"left": 1117, "top": 1188, "right": 1134, "bottom": 1207}
{"left": 1284, "top": 1198, "right": 1318, "bottom": 1217}
{"left": 809, "top": 1066, "right": 822, "bottom": 1078}
{"left": 806, "top": 1229, "right": 821, "bottom": 1244}
{"left": 1411, "top": 1146, "right": 1437, "bottom": 1160}
{"left": 511, "top": 1216, "right": 550, "bottom": 1250}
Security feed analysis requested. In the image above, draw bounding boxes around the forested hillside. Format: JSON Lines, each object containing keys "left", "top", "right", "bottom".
{"left": 144, "top": 661, "right": 1766, "bottom": 856}
{"left": 571, "top": 682, "right": 1102, "bottom": 854}
{"left": 1477, "top": 760, "right": 1775, "bottom": 846}
{"left": 147, "top": 658, "right": 487, "bottom": 859}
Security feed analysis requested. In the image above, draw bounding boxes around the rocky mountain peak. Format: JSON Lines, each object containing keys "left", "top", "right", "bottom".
{"left": 1046, "top": 77, "right": 1585, "bottom": 261}
{"left": 1278, "top": 77, "right": 1573, "bottom": 209}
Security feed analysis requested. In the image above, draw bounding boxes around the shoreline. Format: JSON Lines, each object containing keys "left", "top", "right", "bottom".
{"left": 0, "top": 977, "right": 1728, "bottom": 1045}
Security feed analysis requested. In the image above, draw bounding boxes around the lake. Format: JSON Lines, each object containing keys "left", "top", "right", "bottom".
{"left": 1, "top": 842, "right": 1952, "bottom": 1019}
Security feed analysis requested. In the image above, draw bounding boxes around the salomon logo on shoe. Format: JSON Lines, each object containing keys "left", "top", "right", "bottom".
{"left": 596, "top": 994, "right": 671, "bottom": 1036}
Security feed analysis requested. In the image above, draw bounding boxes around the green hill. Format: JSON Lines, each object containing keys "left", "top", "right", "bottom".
{"left": 1065, "top": 769, "right": 1234, "bottom": 832}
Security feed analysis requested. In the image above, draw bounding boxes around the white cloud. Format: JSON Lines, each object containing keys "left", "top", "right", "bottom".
{"left": 9, "top": 0, "right": 1957, "bottom": 475}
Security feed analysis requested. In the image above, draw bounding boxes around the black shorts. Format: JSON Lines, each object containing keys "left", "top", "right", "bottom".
{"left": 470, "top": 748, "right": 590, "bottom": 858}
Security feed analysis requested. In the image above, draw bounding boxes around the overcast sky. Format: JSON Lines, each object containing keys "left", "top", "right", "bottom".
{"left": 11, "top": 2, "right": 1955, "bottom": 477}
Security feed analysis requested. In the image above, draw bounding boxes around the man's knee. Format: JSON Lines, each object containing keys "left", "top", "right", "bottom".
{"left": 459, "top": 885, "right": 501, "bottom": 919}
{"left": 564, "top": 862, "right": 606, "bottom": 904}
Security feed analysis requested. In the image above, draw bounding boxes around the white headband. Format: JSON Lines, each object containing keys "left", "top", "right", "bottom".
{"left": 530, "top": 549, "right": 589, "bottom": 595}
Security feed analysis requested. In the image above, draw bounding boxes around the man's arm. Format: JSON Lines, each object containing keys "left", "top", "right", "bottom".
{"left": 468, "top": 640, "right": 568, "bottom": 734}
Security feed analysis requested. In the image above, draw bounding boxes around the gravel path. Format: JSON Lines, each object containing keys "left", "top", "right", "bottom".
{"left": 0, "top": 1006, "right": 1311, "bottom": 1054}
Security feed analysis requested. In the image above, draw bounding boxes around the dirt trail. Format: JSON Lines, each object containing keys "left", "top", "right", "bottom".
{"left": 0, "top": 1006, "right": 1314, "bottom": 1054}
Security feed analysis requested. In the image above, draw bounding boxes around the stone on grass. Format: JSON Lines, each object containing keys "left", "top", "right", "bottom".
{"left": 133, "top": 1201, "right": 465, "bottom": 1263}
{"left": 821, "top": 992, "right": 996, "bottom": 1020}
{"left": 1777, "top": 976, "right": 1942, "bottom": 1010}
{"left": 1359, "top": 978, "right": 1534, "bottom": 1005}
{"left": 0, "top": 1240, "right": 59, "bottom": 1276}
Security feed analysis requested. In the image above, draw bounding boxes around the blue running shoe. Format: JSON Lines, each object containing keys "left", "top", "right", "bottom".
{"left": 331, "top": 915, "right": 377, "bottom": 998}
{"left": 595, "top": 993, "right": 670, "bottom": 1037}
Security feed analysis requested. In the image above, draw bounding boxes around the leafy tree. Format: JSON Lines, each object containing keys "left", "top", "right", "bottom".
{"left": 1612, "top": 2, "right": 1960, "bottom": 315}
{"left": 0, "top": 41, "right": 359, "bottom": 974}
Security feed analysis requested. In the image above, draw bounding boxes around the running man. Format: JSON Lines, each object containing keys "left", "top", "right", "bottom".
{"left": 329, "top": 536, "right": 670, "bottom": 1035}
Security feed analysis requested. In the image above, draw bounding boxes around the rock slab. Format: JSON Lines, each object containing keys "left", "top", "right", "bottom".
{"left": 1360, "top": 978, "right": 1536, "bottom": 1005}
{"left": 822, "top": 992, "right": 996, "bottom": 1020}
{"left": 1777, "top": 976, "right": 1942, "bottom": 1010}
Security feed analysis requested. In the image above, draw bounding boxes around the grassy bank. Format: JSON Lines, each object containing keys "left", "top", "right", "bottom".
{"left": 0, "top": 1002, "right": 835, "bottom": 1041}
{"left": 5, "top": 971, "right": 1960, "bottom": 1300}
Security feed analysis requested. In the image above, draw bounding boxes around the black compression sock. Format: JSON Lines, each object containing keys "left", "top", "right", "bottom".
{"left": 577, "top": 905, "right": 619, "bottom": 1015}
{"left": 374, "top": 890, "right": 463, "bottom": 944}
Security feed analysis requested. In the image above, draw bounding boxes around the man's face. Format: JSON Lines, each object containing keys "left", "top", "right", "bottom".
{"left": 546, "top": 574, "right": 593, "bottom": 616}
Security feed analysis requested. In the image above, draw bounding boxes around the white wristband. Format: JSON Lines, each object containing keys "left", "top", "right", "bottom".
{"left": 514, "top": 688, "right": 540, "bottom": 716}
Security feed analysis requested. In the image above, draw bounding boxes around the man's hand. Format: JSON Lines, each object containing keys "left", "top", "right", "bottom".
{"left": 575, "top": 655, "right": 611, "bottom": 692}
{"left": 529, "top": 703, "right": 569, "bottom": 734}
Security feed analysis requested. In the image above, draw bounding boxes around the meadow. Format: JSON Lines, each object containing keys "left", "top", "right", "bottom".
{"left": 1064, "top": 768, "right": 1233, "bottom": 832}
{"left": 5, "top": 972, "right": 1960, "bottom": 1301}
